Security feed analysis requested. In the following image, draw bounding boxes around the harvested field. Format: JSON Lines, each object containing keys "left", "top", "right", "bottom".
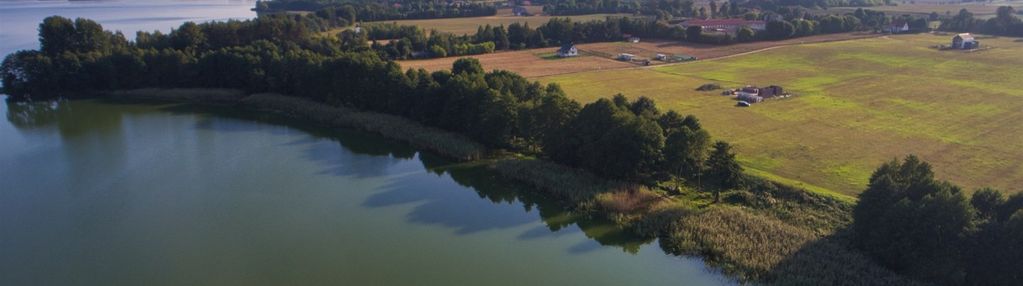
{"left": 542, "top": 33, "right": 1023, "bottom": 198}
{"left": 398, "top": 49, "right": 634, "bottom": 77}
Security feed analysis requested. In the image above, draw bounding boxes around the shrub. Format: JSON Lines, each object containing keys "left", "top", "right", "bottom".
{"left": 696, "top": 83, "right": 723, "bottom": 91}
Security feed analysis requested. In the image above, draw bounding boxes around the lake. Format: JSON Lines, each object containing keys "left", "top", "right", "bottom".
{"left": 0, "top": 99, "right": 730, "bottom": 285}
{"left": 0, "top": 0, "right": 258, "bottom": 57}
{"left": 0, "top": 1, "right": 728, "bottom": 285}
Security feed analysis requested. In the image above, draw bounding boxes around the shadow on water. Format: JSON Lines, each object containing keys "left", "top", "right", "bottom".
{"left": 5, "top": 99, "right": 654, "bottom": 255}
{"left": 5, "top": 99, "right": 126, "bottom": 139}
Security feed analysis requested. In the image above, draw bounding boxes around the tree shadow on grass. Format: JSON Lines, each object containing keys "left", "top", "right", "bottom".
{"left": 765, "top": 228, "right": 921, "bottom": 286}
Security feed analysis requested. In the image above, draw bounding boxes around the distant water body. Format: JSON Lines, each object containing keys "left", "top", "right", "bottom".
{"left": 0, "top": 0, "right": 257, "bottom": 57}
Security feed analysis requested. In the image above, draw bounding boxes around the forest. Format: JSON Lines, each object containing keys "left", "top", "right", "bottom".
{"left": 940, "top": 6, "right": 1023, "bottom": 37}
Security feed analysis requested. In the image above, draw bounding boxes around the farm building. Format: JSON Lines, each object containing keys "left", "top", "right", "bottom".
{"left": 886, "top": 20, "right": 909, "bottom": 34}
{"left": 737, "top": 93, "right": 763, "bottom": 103}
{"left": 680, "top": 19, "right": 766, "bottom": 34}
{"left": 952, "top": 33, "right": 979, "bottom": 49}
{"left": 760, "top": 85, "right": 784, "bottom": 97}
{"left": 617, "top": 53, "right": 636, "bottom": 61}
{"left": 557, "top": 43, "right": 578, "bottom": 57}
{"left": 736, "top": 85, "right": 784, "bottom": 98}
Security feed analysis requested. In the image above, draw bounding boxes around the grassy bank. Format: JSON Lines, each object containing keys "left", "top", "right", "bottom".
{"left": 103, "top": 88, "right": 920, "bottom": 285}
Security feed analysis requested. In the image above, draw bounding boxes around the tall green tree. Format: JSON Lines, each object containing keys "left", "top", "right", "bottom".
{"left": 39, "top": 16, "right": 77, "bottom": 56}
{"left": 852, "top": 155, "right": 976, "bottom": 284}
{"left": 705, "top": 141, "right": 741, "bottom": 202}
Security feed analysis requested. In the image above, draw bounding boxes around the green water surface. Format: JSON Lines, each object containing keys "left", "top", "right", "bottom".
{"left": 0, "top": 100, "right": 729, "bottom": 286}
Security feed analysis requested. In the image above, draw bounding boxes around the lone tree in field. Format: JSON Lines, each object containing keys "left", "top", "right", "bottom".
{"left": 705, "top": 141, "right": 742, "bottom": 202}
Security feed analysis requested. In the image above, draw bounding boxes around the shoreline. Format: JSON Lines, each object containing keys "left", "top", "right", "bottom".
{"left": 98, "top": 88, "right": 920, "bottom": 285}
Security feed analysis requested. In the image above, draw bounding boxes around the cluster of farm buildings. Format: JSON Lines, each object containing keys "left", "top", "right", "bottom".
{"left": 726, "top": 85, "right": 789, "bottom": 106}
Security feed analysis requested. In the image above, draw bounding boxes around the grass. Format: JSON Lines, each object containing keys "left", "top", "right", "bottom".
{"left": 542, "top": 33, "right": 1023, "bottom": 198}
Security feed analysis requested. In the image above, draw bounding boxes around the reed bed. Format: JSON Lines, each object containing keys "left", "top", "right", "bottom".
{"left": 662, "top": 207, "right": 922, "bottom": 285}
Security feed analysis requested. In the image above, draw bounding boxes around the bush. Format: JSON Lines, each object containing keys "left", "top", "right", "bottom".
{"left": 696, "top": 83, "right": 723, "bottom": 91}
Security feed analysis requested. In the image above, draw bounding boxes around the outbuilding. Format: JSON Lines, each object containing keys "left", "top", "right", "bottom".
{"left": 952, "top": 33, "right": 979, "bottom": 49}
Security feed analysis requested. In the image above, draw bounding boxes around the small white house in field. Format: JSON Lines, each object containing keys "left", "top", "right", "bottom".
{"left": 617, "top": 53, "right": 635, "bottom": 61}
{"left": 557, "top": 43, "right": 578, "bottom": 57}
{"left": 886, "top": 20, "right": 909, "bottom": 34}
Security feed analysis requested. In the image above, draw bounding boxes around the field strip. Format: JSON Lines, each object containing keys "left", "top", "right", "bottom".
{"left": 533, "top": 34, "right": 887, "bottom": 80}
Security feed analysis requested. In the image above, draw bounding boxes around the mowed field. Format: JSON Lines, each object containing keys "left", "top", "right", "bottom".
{"left": 540, "top": 34, "right": 1023, "bottom": 198}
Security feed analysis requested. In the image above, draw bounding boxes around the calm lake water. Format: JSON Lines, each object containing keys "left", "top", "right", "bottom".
{"left": 0, "top": 1, "right": 728, "bottom": 285}
{"left": 0, "top": 100, "right": 730, "bottom": 285}
{"left": 0, "top": 0, "right": 257, "bottom": 57}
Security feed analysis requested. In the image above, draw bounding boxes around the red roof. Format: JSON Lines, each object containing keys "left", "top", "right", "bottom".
{"left": 683, "top": 19, "right": 766, "bottom": 26}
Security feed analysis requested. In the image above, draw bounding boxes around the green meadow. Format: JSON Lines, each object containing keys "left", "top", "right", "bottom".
{"left": 542, "top": 34, "right": 1023, "bottom": 198}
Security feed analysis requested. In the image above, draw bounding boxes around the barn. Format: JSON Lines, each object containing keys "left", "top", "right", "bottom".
{"left": 952, "top": 33, "right": 979, "bottom": 49}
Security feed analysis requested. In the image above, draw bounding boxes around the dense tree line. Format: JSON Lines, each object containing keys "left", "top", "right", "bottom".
{"left": 940, "top": 6, "right": 1023, "bottom": 37}
{"left": 534, "top": 0, "right": 643, "bottom": 16}
{"left": 3, "top": 16, "right": 744, "bottom": 190}
{"left": 258, "top": 0, "right": 497, "bottom": 22}
{"left": 853, "top": 156, "right": 1023, "bottom": 285}
{"left": 688, "top": 7, "right": 933, "bottom": 44}
{"left": 351, "top": 17, "right": 681, "bottom": 59}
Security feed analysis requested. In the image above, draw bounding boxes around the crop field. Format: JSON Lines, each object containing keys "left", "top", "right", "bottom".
{"left": 540, "top": 33, "right": 1023, "bottom": 198}
{"left": 398, "top": 49, "right": 634, "bottom": 77}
